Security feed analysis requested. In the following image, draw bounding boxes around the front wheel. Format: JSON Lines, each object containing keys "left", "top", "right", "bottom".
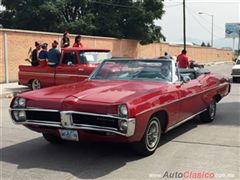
{"left": 200, "top": 98, "right": 216, "bottom": 123}
{"left": 133, "top": 116, "right": 161, "bottom": 156}
{"left": 30, "top": 79, "right": 41, "bottom": 90}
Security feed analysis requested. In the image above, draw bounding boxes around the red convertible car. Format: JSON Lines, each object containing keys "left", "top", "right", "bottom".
{"left": 10, "top": 58, "right": 230, "bottom": 156}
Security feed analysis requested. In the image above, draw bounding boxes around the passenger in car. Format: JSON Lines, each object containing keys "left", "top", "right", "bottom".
{"left": 39, "top": 43, "right": 48, "bottom": 66}
{"left": 48, "top": 40, "right": 61, "bottom": 67}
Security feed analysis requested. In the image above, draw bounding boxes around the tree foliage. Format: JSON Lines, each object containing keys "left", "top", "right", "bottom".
{"left": 0, "top": 0, "right": 165, "bottom": 44}
{"left": 201, "top": 42, "right": 206, "bottom": 47}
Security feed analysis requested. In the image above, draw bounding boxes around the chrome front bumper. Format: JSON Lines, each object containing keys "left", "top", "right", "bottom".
{"left": 9, "top": 108, "right": 136, "bottom": 137}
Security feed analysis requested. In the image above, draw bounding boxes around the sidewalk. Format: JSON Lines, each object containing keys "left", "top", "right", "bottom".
{"left": 0, "top": 82, "right": 30, "bottom": 98}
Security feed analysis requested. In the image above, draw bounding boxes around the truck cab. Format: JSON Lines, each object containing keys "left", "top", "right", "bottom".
{"left": 19, "top": 48, "right": 111, "bottom": 89}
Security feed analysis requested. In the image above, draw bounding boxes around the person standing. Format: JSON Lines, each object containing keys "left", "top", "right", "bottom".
{"left": 31, "top": 41, "right": 41, "bottom": 66}
{"left": 48, "top": 40, "right": 61, "bottom": 67}
{"left": 61, "top": 31, "right": 70, "bottom": 48}
{"left": 73, "top": 35, "right": 83, "bottom": 48}
{"left": 176, "top": 49, "right": 189, "bottom": 68}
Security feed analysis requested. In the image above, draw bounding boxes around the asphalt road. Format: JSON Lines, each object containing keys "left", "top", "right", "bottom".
{"left": 1, "top": 63, "right": 239, "bottom": 180}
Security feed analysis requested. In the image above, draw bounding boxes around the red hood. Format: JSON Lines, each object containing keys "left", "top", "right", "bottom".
{"left": 20, "top": 80, "right": 169, "bottom": 105}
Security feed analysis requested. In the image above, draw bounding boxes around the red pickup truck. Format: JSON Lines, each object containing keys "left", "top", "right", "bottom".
{"left": 19, "top": 48, "right": 111, "bottom": 89}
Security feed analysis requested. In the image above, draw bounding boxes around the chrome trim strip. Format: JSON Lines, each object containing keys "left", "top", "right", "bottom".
{"left": 20, "top": 71, "right": 89, "bottom": 78}
{"left": 10, "top": 108, "right": 59, "bottom": 112}
{"left": 136, "top": 82, "right": 229, "bottom": 116}
{"left": 20, "top": 72, "right": 54, "bottom": 77}
{"left": 55, "top": 74, "right": 89, "bottom": 78}
{"left": 165, "top": 109, "right": 206, "bottom": 132}
{"left": 27, "top": 120, "right": 61, "bottom": 125}
{"left": 231, "top": 75, "right": 240, "bottom": 77}
{"left": 13, "top": 120, "right": 130, "bottom": 136}
{"left": 62, "top": 110, "right": 129, "bottom": 120}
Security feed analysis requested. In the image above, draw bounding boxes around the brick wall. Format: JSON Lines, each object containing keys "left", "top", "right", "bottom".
{"left": 0, "top": 28, "right": 232, "bottom": 83}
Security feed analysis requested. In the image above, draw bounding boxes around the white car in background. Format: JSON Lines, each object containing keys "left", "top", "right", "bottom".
{"left": 231, "top": 57, "right": 240, "bottom": 83}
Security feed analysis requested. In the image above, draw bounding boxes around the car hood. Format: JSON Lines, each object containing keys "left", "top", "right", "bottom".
{"left": 20, "top": 80, "right": 169, "bottom": 105}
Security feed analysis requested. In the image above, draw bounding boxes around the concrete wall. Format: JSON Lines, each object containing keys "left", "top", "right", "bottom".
{"left": 0, "top": 28, "right": 232, "bottom": 83}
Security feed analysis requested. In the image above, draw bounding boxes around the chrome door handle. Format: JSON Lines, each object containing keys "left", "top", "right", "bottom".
{"left": 197, "top": 83, "right": 203, "bottom": 87}
{"left": 78, "top": 68, "right": 84, "bottom": 71}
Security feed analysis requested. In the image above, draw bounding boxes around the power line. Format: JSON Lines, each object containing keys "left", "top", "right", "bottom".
{"left": 186, "top": 6, "right": 223, "bottom": 39}
{"left": 197, "top": 14, "right": 225, "bottom": 32}
{"left": 165, "top": 3, "right": 182, "bottom": 8}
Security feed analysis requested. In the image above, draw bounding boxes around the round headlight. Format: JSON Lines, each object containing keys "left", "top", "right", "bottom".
{"left": 119, "top": 104, "right": 128, "bottom": 117}
{"left": 13, "top": 98, "right": 19, "bottom": 108}
{"left": 18, "top": 98, "right": 26, "bottom": 107}
{"left": 13, "top": 110, "right": 26, "bottom": 122}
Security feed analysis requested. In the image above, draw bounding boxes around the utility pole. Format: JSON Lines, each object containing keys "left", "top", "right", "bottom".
{"left": 183, "top": 0, "right": 186, "bottom": 51}
{"left": 238, "top": 30, "right": 240, "bottom": 56}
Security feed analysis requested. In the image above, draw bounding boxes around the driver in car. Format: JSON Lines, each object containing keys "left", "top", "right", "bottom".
{"left": 160, "top": 65, "right": 172, "bottom": 81}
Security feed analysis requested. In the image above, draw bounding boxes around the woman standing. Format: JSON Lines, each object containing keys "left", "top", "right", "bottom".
{"left": 61, "top": 31, "right": 70, "bottom": 48}
{"left": 72, "top": 35, "right": 83, "bottom": 48}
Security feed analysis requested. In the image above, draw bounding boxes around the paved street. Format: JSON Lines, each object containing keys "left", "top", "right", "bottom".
{"left": 0, "top": 63, "right": 239, "bottom": 180}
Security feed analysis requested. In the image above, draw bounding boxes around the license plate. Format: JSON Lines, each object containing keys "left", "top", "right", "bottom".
{"left": 59, "top": 129, "right": 79, "bottom": 141}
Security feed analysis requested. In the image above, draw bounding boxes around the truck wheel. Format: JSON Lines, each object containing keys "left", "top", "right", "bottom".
{"left": 200, "top": 98, "right": 216, "bottom": 123}
{"left": 133, "top": 116, "right": 161, "bottom": 156}
{"left": 42, "top": 133, "right": 63, "bottom": 144}
{"left": 31, "top": 79, "right": 41, "bottom": 90}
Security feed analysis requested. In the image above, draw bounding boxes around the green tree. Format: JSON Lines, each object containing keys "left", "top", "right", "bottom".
{"left": 201, "top": 42, "right": 206, "bottom": 47}
{"left": 0, "top": 0, "right": 165, "bottom": 44}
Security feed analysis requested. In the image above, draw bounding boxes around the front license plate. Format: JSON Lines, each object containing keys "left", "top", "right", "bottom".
{"left": 59, "top": 129, "right": 79, "bottom": 141}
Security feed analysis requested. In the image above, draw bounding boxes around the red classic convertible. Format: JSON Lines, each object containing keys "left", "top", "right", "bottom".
{"left": 10, "top": 58, "right": 230, "bottom": 156}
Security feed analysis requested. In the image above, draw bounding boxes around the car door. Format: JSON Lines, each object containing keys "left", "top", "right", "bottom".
{"left": 55, "top": 51, "right": 89, "bottom": 85}
{"left": 176, "top": 76, "right": 206, "bottom": 122}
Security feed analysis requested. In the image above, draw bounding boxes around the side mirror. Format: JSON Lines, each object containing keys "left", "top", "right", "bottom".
{"left": 183, "top": 76, "right": 191, "bottom": 83}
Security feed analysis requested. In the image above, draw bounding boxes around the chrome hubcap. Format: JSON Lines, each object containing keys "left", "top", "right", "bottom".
{"left": 32, "top": 80, "right": 41, "bottom": 89}
{"left": 146, "top": 119, "right": 160, "bottom": 150}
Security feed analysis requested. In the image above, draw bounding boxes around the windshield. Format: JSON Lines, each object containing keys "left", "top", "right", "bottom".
{"left": 91, "top": 60, "right": 173, "bottom": 82}
{"left": 236, "top": 59, "right": 240, "bottom": 64}
{"left": 79, "top": 51, "right": 112, "bottom": 64}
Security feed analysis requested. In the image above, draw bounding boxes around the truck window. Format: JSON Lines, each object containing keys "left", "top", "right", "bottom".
{"left": 62, "top": 52, "right": 78, "bottom": 64}
{"left": 79, "top": 51, "right": 112, "bottom": 64}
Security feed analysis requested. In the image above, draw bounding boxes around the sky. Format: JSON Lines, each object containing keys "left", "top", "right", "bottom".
{"left": 156, "top": 0, "right": 240, "bottom": 48}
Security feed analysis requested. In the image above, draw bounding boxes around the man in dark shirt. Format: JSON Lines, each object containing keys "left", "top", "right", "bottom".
{"left": 31, "top": 42, "right": 41, "bottom": 66}
{"left": 176, "top": 49, "right": 189, "bottom": 68}
{"left": 48, "top": 40, "right": 61, "bottom": 67}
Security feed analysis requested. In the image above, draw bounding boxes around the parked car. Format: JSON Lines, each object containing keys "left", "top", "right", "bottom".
{"left": 19, "top": 48, "right": 112, "bottom": 89}
{"left": 231, "top": 57, "right": 240, "bottom": 83}
{"left": 10, "top": 58, "right": 230, "bottom": 156}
